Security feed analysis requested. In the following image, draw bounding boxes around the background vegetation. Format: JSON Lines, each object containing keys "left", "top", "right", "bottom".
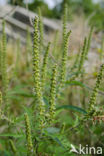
{"left": 9, "top": 0, "right": 104, "bottom": 31}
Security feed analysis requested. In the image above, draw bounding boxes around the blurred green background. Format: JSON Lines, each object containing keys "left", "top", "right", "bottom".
{"left": 8, "top": 0, "right": 104, "bottom": 31}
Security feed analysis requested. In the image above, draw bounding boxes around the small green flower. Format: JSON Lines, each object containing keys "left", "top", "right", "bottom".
{"left": 49, "top": 64, "right": 57, "bottom": 123}
{"left": 24, "top": 113, "right": 34, "bottom": 155}
{"left": 88, "top": 64, "right": 104, "bottom": 115}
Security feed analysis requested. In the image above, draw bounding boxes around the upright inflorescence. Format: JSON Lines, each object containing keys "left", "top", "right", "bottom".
{"left": 78, "top": 37, "right": 87, "bottom": 73}
{"left": 60, "top": 31, "right": 71, "bottom": 87}
{"left": 88, "top": 64, "right": 104, "bottom": 115}
{"left": 70, "top": 46, "right": 81, "bottom": 72}
{"left": 70, "top": 37, "right": 87, "bottom": 81}
{"left": 24, "top": 113, "right": 34, "bottom": 155}
{"left": 41, "top": 42, "right": 51, "bottom": 88}
{"left": 85, "top": 26, "right": 93, "bottom": 58}
{"left": 38, "top": 7, "right": 44, "bottom": 50}
{"left": 63, "top": 3, "right": 67, "bottom": 42}
{"left": 53, "top": 30, "right": 59, "bottom": 56}
{"left": 33, "top": 17, "right": 45, "bottom": 130}
{"left": 49, "top": 64, "right": 57, "bottom": 123}
{"left": 2, "top": 20, "right": 8, "bottom": 109}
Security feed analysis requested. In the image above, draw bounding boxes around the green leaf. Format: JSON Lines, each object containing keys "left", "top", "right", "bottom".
{"left": 45, "top": 127, "right": 60, "bottom": 134}
{"left": 0, "top": 133, "right": 24, "bottom": 138}
{"left": 56, "top": 105, "right": 87, "bottom": 114}
{"left": 65, "top": 80, "right": 87, "bottom": 88}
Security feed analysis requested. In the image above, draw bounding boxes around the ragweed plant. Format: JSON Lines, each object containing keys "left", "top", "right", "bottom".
{"left": 1, "top": 20, "right": 8, "bottom": 110}
{"left": 63, "top": 3, "right": 67, "bottom": 42}
{"left": 41, "top": 42, "right": 51, "bottom": 89}
{"left": 70, "top": 46, "right": 81, "bottom": 72}
{"left": 60, "top": 31, "right": 71, "bottom": 87}
{"left": 49, "top": 64, "right": 57, "bottom": 124}
{"left": 88, "top": 64, "right": 104, "bottom": 116}
{"left": 24, "top": 113, "right": 34, "bottom": 156}
{"left": 33, "top": 17, "right": 45, "bottom": 130}
{"left": 70, "top": 37, "right": 87, "bottom": 81}
{"left": 85, "top": 26, "right": 93, "bottom": 58}
{"left": 52, "top": 30, "right": 59, "bottom": 56}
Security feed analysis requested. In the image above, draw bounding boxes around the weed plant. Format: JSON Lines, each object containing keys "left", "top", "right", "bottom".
{"left": 0, "top": 5, "right": 104, "bottom": 156}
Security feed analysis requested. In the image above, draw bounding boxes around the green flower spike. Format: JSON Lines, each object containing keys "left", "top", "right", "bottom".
{"left": 41, "top": 42, "right": 51, "bottom": 88}
{"left": 24, "top": 113, "right": 34, "bottom": 156}
{"left": 63, "top": 3, "right": 67, "bottom": 42}
{"left": 49, "top": 64, "right": 57, "bottom": 123}
{"left": 88, "top": 64, "right": 104, "bottom": 116}
{"left": 33, "top": 17, "right": 45, "bottom": 129}
{"left": 60, "top": 31, "right": 71, "bottom": 87}
{"left": 70, "top": 37, "right": 87, "bottom": 81}
{"left": 2, "top": 20, "right": 8, "bottom": 109}
{"left": 85, "top": 26, "right": 93, "bottom": 58}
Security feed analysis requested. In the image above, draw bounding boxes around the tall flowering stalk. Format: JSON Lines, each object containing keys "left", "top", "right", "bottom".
{"left": 63, "top": 3, "right": 67, "bottom": 42}
{"left": 41, "top": 42, "right": 51, "bottom": 88}
{"left": 38, "top": 7, "right": 44, "bottom": 50}
{"left": 70, "top": 37, "right": 87, "bottom": 81}
{"left": 88, "top": 64, "right": 104, "bottom": 115}
{"left": 24, "top": 113, "right": 34, "bottom": 156}
{"left": 49, "top": 64, "right": 57, "bottom": 123}
{"left": 52, "top": 30, "right": 59, "bottom": 56}
{"left": 60, "top": 31, "right": 71, "bottom": 87}
{"left": 70, "top": 46, "right": 81, "bottom": 72}
{"left": 33, "top": 17, "right": 45, "bottom": 130}
{"left": 85, "top": 26, "right": 93, "bottom": 58}
{"left": 2, "top": 21, "right": 8, "bottom": 109}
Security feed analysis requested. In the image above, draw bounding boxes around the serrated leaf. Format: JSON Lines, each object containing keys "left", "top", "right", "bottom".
{"left": 56, "top": 105, "right": 87, "bottom": 114}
